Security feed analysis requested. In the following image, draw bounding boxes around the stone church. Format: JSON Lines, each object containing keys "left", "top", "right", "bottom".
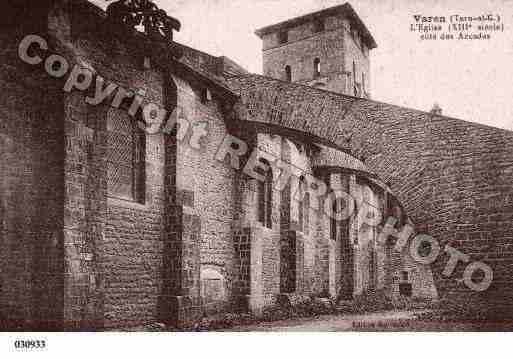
{"left": 0, "top": 0, "right": 512, "bottom": 330}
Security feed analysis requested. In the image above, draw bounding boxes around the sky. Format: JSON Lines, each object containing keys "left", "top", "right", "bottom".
{"left": 92, "top": 0, "right": 513, "bottom": 130}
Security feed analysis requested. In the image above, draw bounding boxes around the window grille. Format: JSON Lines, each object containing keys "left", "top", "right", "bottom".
{"left": 106, "top": 108, "right": 146, "bottom": 203}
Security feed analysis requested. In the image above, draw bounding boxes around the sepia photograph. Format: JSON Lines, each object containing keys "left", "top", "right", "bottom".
{"left": 1, "top": 0, "right": 513, "bottom": 356}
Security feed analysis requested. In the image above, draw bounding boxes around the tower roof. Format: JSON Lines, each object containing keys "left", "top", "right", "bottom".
{"left": 255, "top": 2, "right": 377, "bottom": 49}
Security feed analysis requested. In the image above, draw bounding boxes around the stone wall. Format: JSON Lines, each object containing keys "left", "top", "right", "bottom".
{"left": 173, "top": 74, "right": 236, "bottom": 276}
{"left": 54, "top": 0, "right": 243, "bottom": 328}
{"left": 4, "top": 0, "right": 504, "bottom": 330}
{"left": 342, "top": 18, "right": 370, "bottom": 97}
{"left": 229, "top": 74, "right": 513, "bottom": 309}
{"left": 262, "top": 15, "right": 346, "bottom": 92}
{"left": 170, "top": 73, "right": 239, "bottom": 318}
{"left": 56, "top": 1, "right": 172, "bottom": 329}
{"left": 354, "top": 101, "right": 513, "bottom": 306}
{"left": 0, "top": 10, "right": 65, "bottom": 330}
{"left": 261, "top": 13, "right": 370, "bottom": 96}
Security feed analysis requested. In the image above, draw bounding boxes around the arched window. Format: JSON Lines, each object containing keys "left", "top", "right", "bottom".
{"left": 285, "top": 65, "right": 292, "bottom": 82}
{"left": 298, "top": 176, "right": 310, "bottom": 234}
{"left": 258, "top": 160, "right": 273, "bottom": 229}
{"left": 107, "top": 108, "right": 146, "bottom": 203}
{"left": 314, "top": 58, "right": 321, "bottom": 78}
{"left": 352, "top": 61, "right": 358, "bottom": 96}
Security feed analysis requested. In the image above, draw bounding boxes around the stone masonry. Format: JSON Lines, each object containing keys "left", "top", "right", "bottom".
{"left": 0, "top": 0, "right": 511, "bottom": 330}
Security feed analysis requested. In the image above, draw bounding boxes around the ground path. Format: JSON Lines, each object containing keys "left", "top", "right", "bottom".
{"left": 225, "top": 310, "right": 494, "bottom": 332}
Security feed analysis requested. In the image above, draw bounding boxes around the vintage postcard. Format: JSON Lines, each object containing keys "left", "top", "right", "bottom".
{"left": 1, "top": 0, "right": 513, "bottom": 352}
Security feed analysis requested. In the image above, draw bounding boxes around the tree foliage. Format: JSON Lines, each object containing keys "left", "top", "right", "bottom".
{"left": 105, "top": 0, "right": 180, "bottom": 40}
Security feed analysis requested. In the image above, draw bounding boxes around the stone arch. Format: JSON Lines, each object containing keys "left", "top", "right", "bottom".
{"left": 229, "top": 75, "right": 513, "bottom": 305}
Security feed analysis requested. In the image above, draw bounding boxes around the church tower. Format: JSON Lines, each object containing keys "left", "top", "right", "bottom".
{"left": 255, "top": 3, "right": 377, "bottom": 98}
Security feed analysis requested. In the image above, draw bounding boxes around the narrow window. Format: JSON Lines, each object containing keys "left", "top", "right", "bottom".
{"left": 303, "top": 186, "right": 310, "bottom": 235}
{"left": 298, "top": 176, "right": 310, "bottom": 234}
{"left": 353, "top": 61, "right": 358, "bottom": 96}
{"left": 107, "top": 108, "right": 146, "bottom": 203}
{"left": 201, "top": 87, "right": 212, "bottom": 103}
{"left": 330, "top": 197, "right": 339, "bottom": 241}
{"left": 352, "top": 26, "right": 358, "bottom": 41}
{"left": 278, "top": 30, "right": 288, "bottom": 44}
{"left": 369, "top": 248, "right": 376, "bottom": 290}
{"left": 285, "top": 65, "right": 292, "bottom": 82}
{"left": 313, "top": 19, "right": 325, "bottom": 33}
{"left": 313, "top": 58, "right": 321, "bottom": 78}
{"left": 327, "top": 176, "right": 338, "bottom": 241}
{"left": 258, "top": 160, "right": 273, "bottom": 229}
{"left": 362, "top": 72, "right": 366, "bottom": 93}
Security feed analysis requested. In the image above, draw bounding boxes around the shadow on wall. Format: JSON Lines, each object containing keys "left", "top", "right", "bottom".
{"left": 0, "top": 135, "right": 33, "bottom": 327}
{"left": 0, "top": 142, "right": 3, "bottom": 323}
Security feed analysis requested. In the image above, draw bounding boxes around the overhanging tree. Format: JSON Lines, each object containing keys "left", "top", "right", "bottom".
{"left": 105, "top": 0, "right": 181, "bottom": 41}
